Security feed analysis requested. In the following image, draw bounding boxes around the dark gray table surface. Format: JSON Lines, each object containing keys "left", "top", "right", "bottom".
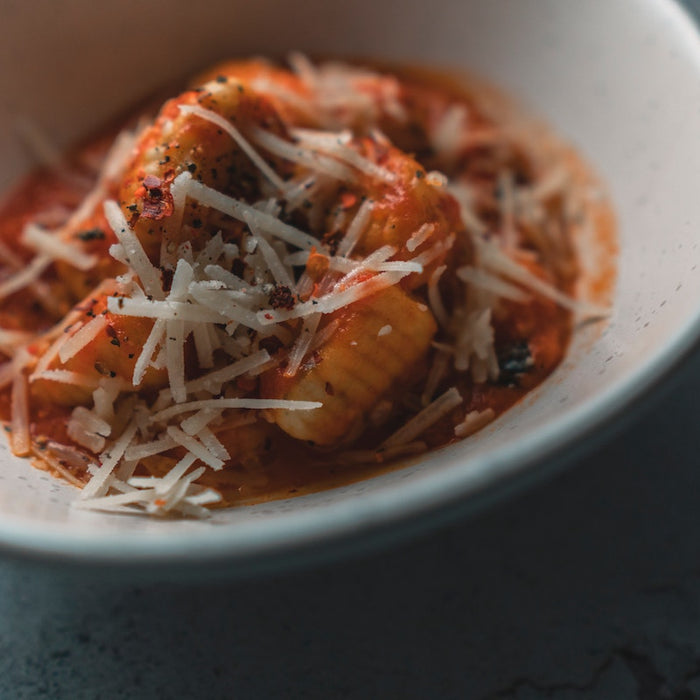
{"left": 5, "top": 3, "right": 700, "bottom": 698}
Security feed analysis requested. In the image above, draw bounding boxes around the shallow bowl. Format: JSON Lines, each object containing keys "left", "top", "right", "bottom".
{"left": 0, "top": 0, "right": 699, "bottom": 573}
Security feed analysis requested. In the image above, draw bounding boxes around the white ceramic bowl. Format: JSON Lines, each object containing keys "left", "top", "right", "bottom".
{"left": 1, "top": 0, "right": 699, "bottom": 571}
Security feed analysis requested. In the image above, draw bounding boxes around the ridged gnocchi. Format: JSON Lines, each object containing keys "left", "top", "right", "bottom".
{"left": 262, "top": 285, "right": 437, "bottom": 445}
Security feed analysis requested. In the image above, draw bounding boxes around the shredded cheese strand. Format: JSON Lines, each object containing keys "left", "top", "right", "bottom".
{"left": 179, "top": 104, "right": 288, "bottom": 192}
{"left": 104, "top": 201, "right": 164, "bottom": 300}
{"left": 382, "top": 387, "right": 463, "bottom": 449}
{"left": 58, "top": 316, "right": 108, "bottom": 364}
{"left": 22, "top": 223, "right": 97, "bottom": 271}
{"left": 257, "top": 270, "right": 409, "bottom": 324}
{"left": 151, "top": 398, "right": 322, "bottom": 423}
{"left": 184, "top": 176, "right": 319, "bottom": 250}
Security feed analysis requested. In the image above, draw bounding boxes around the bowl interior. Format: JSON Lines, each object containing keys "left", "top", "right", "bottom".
{"left": 0, "top": 0, "right": 699, "bottom": 565}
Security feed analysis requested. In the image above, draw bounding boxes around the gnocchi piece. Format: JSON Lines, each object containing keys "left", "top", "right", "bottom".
{"left": 262, "top": 285, "right": 436, "bottom": 446}
{"left": 344, "top": 139, "right": 462, "bottom": 288}
{"left": 118, "top": 76, "right": 292, "bottom": 261}
{"left": 29, "top": 286, "right": 167, "bottom": 406}
{"left": 192, "top": 58, "right": 316, "bottom": 127}
{"left": 54, "top": 208, "right": 124, "bottom": 302}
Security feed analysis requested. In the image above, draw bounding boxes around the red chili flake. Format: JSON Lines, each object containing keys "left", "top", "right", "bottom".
{"left": 142, "top": 192, "right": 173, "bottom": 220}
{"left": 143, "top": 175, "right": 162, "bottom": 188}
{"left": 133, "top": 174, "right": 174, "bottom": 222}
{"left": 268, "top": 285, "right": 296, "bottom": 310}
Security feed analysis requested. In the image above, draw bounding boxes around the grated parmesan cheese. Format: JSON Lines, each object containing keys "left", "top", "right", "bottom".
{"left": 81, "top": 418, "right": 139, "bottom": 500}
{"left": 253, "top": 127, "right": 357, "bottom": 183}
{"left": 183, "top": 176, "right": 319, "bottom": 250}
{"left": 290, "top": 127, "right": 398, "bottom": 184}
{"left": 22, "top": 223, "right": 97, "bottom": 271}
{"left": 473, "top": 236, "right": 608, "bottom": 316}
{"left": 256, "top": 270, "right": 410, "bottom": 324}
{"left": 104, "top": 201, "right": 164, "bottom": 300}
{"left": 454, "top": 408, "right": 496, "bottom": 438}
{"left": 382, "top": 388, "right": 463, "bottom": 449}
{"left": 337, "top": 199, "right": 374, "bottom": 257}
{"left": 0, "top": 255, "right": 52, "bottom": 302}
{"left": 58, "top": 315, "right": 108, "bottom": 364}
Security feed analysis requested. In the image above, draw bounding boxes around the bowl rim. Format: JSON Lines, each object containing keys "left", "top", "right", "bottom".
{"left": 0, "top": 0, "right": 699, "bottom": 572}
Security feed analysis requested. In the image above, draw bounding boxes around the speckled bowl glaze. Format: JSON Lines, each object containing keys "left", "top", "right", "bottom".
{"left": 0, "top": 0, "right": 699, "bottom": 571}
